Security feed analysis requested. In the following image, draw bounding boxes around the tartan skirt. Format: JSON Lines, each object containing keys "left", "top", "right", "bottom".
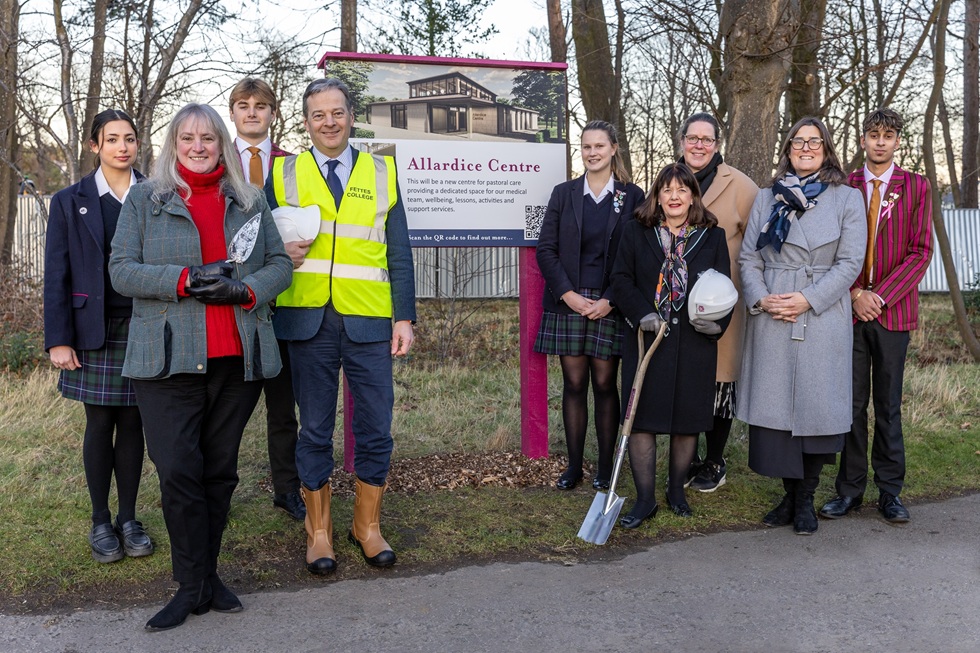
{"left": 534, "top": 288, "right": 624, "bottom": 360}
{"left": 58, "top": 317, "right": 138, "bottom": 406}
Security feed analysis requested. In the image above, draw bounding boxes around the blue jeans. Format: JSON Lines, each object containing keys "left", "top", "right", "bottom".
{"left": 290, "top": 306, "right": 394, "bottom": 489}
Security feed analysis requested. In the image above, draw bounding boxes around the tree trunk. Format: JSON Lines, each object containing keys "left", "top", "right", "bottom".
{"left": 612, "top": 0, "right": 631, "bottom": 177}
{"left": 0, "top": 0, "right": 20, "bottom": 263}
{"left": 923, "top": 0, "right": 980, "bottom": 361}
{"left": 546, "top": 0, "right": 566, "bottom": 62}
{"left": 78, "top": 0, "right": 109, "bottom": 175}
{"left": 53, "top": 0, "right": 80, "bottom": 185}
{"left": 134, "top": 0, "right": 206, "bottom": 172}
{"left": 571, "top": 0, "right": 631, "bottom": 175}
{"left": 786, "top": 0, "right": 827, "bottom": 124}
{"left": 938, "top": 94, "right": 961, "bottom": 207}
{"left": 341, "top": 0, "right": 357, "bottom": 52}
{"left": 545, "top": 0, "right": 569, "bottom": 176}
{"left": 720, "top": 0, "right": 802, "bottom": 187}
{"left": 962, "top": 0, "right": 979, "bottom": 207}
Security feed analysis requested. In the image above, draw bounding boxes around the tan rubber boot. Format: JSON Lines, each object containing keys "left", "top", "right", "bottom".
{"left": 348, "top": 478, "right": 396, "bottom": 567}
{"left": 300, "top": 484, "right": 336, "bottom": 575}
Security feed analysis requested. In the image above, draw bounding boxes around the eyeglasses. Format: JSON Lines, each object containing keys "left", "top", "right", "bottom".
{"left": 684, "top": 135, "right": 716, "bottom": 146}
{"left": 790, "top": 137, "right": 824, "bottom": 150}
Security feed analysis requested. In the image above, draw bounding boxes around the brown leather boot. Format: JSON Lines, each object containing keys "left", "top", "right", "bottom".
{"left": 300, "top": 484, "right": 336, "bottom": 575}
{"left": 348, "top": 478, "right": 396, "bottom": 567}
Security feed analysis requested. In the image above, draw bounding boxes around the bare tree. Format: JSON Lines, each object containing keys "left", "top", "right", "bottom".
{"left": 79, "top": 0, "right": 109, "bottom": 174}
{"left": 786, "top": 0, "right": 827, "bottom": 123}
{"left": 571, "top": 0, "right": 631, "bottom": 175}
{"left": 365, "top": 0, "right": 498, "bottom": 57}
{"left": 923, "top": 0, "right": 980, "bottom": 361}
{"left": 0, "top": 0, "right": 19, "bottom": 262}
{"left": 962, "top": 0, "right": 979, "bottom": 207}
{"left": 546, "top": 0, "right": 566, "bottom": 63}
{"left": 719, "top": 0, "right": 802, "bottom": 186}
{"left": 341, "top": 0, "right": 357, "bottom": 52}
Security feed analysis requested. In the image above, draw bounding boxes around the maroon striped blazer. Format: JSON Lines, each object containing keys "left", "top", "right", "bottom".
{"left": 848, "top": 166, "right": 933, "bottom": 331}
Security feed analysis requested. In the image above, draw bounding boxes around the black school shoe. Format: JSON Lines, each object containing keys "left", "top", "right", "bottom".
{"left": 115, "top": 518, "right": 154, "bottom": 557}
{"left": 89, "top": 523, "right": 124, "bottom": 563}
{"left": 878, "top": 493, "right": 911, "bottom": 523}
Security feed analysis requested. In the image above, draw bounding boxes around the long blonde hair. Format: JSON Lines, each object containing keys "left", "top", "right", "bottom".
{"left": 151, "top": 103, "right": 261, "bottom": 209}
{"left": 582, "top": 120, "right": 630, "bottom": 184}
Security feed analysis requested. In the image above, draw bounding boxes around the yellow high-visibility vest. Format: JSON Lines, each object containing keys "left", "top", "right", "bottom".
{"left": 272, "top": 150, "right": 397, "bottom": 317}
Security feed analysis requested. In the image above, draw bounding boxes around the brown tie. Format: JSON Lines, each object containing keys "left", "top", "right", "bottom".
{"left": 247, "top": 146, "right": 263, "bottom": 186}
{"left": 862, "top": 179, "right": 882, "bottom": 289}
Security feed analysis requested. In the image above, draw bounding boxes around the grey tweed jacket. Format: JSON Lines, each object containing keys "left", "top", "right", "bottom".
{"left": 109, "top": 182, "right": 293, "bottom": 381}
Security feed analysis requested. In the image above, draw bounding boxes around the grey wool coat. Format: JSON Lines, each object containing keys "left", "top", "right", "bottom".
{"left": 109, "top": 182, "right": 293, "bottom": 381}
{"left": 736, "top": 183, "right": 867, "bottom": 436}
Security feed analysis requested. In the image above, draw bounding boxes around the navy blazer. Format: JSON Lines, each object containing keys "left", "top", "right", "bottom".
{"left": 535, "top": 176, "right": 645, "bottom": 314}
{"left": 266, "top": 146, "right": 417, "bottom": 343}
{"left": 43, "top": 169, "right": 144, "bottom": 352}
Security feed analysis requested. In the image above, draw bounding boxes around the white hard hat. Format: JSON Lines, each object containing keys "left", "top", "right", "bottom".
{"left": 688, "top": 268, "right": 738, "bottom": 322}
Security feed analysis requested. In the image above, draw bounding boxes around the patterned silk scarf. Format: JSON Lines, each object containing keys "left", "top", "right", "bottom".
{"left": 756, "top": 172, "right": 828, "bottom": 252}
{"left": 654, "top": 223, "right": 700, "bottom": 321}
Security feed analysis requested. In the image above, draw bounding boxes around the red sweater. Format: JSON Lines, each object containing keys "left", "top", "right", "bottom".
{"left": 177, "top": 163, "right": 243, "bottom": 359}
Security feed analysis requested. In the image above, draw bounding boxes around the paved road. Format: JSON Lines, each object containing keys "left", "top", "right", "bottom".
{"left": 2, "top": 494, "right": 978, "bottom": 653}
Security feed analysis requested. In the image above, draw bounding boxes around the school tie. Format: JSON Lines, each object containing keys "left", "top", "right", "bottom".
{"left": 326, "top": 159, "right": 343, "bottom": 210}
{"left": 861, "top": 179, "right": 882, "bottom": 288}
{"left": 247, "top": 146, "right": 263, "bottom": 187}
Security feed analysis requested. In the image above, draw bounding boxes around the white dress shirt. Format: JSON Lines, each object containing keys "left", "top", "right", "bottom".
{"left": 94, "top": 166, "right": 136, "bottom": 204}
{"left": 310, "top": 145, "right": 354, "bottom": 190}
{"left": 863, "top": 162, "right": 895, "bottom": 221}
{"left": 236, "top": 137, "right": 273, "bottom": 183}
{"left": 583, "top": 173, "right": 615, "bottom": 204}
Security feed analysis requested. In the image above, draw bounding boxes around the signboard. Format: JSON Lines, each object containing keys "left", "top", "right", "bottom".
{"left": 319, "top": 52, "right": 568, "bottom": 247}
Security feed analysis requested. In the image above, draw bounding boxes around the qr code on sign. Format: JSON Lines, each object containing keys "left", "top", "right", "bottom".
{"left": 525, "top": 205, "right": 546, "bottom": 239}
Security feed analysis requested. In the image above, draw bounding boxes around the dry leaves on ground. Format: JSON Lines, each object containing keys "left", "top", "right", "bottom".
{"left": 262, "top": 452, "right": 594, "bottom": 498}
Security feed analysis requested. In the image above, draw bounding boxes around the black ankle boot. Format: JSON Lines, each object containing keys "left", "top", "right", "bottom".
{"left": 208, "top": 574, "right": 243, "bottom": 613}
{"left": 763, "top": 479, "right": 796, "bottom": 527}
{"left": 794, "top": 483, "right": 818, "bottom": 535}
{"left": 764, "top": 494, "right": 795, "bottom": 527}
{"left": 145, "top": 580, "right": 212, "bottom": 632}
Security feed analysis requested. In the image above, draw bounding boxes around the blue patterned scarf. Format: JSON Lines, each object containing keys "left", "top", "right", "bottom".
{"left": 756, "top": 173, "right": 828, "bottom": 252}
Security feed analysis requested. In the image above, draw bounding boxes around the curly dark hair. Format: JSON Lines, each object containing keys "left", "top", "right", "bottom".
{"left": 635, "top": 163, "right": 718, "bottom": 229}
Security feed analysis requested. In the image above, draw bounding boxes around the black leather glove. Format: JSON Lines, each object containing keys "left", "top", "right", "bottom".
{"left": 187, "top": 261, "right": 233, "bottom": 288}
{"left": 639, "top": 312, "right": 664, "bottom": 332}
{"left": 691, "top": 317, "right": 722, "bottom": 338}
{"left": 187, "top": 276, "right": 252, "bottom": 305}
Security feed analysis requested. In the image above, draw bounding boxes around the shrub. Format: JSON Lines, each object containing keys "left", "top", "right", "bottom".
{"left": 0, "top": 261, "right": 45, "bottom": 373}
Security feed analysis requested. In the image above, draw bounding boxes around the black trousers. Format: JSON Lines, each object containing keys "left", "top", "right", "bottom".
{"left": 836, "top": 320, "right": 910, "bottom": 498}
{"left": 134, "top": 357, "right": 263, "bottom": 583}
{"left": 263, "top": 339, "right": 300, "bottom": 495}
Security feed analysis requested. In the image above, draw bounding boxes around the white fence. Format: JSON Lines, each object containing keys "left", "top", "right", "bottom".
{"left": 920, "top": 209, "right": 980, "bottom": 292}
{"left": 11, "top": 196, "right": 980, "bottom": 296}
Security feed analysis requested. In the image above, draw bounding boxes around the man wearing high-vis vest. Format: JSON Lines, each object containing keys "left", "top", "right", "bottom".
{"left": 265, "top": 78, "right": 416, "bottom": 575}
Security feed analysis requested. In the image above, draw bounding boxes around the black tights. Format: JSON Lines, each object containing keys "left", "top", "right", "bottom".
{"left": 559, "top": 354, "right": 620, "bottom": 480}
{"left": 82, "top": 404, "right": 145, "bottom": 526}
{"left": 704, "top": 415, "right": 733, "bottom": 464}
{"left": 626, "top": 432, "right": 699, "bottom": 514}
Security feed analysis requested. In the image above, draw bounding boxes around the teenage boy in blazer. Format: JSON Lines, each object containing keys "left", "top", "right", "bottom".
{"left": 820, "top": 108, "right": 933, "bottom": 524}
{"left": 229, "top": 77, "right": 304, "bottom": 521}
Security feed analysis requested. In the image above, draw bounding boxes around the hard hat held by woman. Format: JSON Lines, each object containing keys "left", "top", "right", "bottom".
{"left": 688, "top": 268, "right": 739, "bottom": 322}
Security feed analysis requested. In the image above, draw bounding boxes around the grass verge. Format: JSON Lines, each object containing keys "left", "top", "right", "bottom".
{"left": 0, "top": 295, "right": 977, "bottom": 613}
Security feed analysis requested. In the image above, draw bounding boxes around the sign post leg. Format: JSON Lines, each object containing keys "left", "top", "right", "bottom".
{"left": 519, "top": 247, "right": 549, "bottom": 458}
